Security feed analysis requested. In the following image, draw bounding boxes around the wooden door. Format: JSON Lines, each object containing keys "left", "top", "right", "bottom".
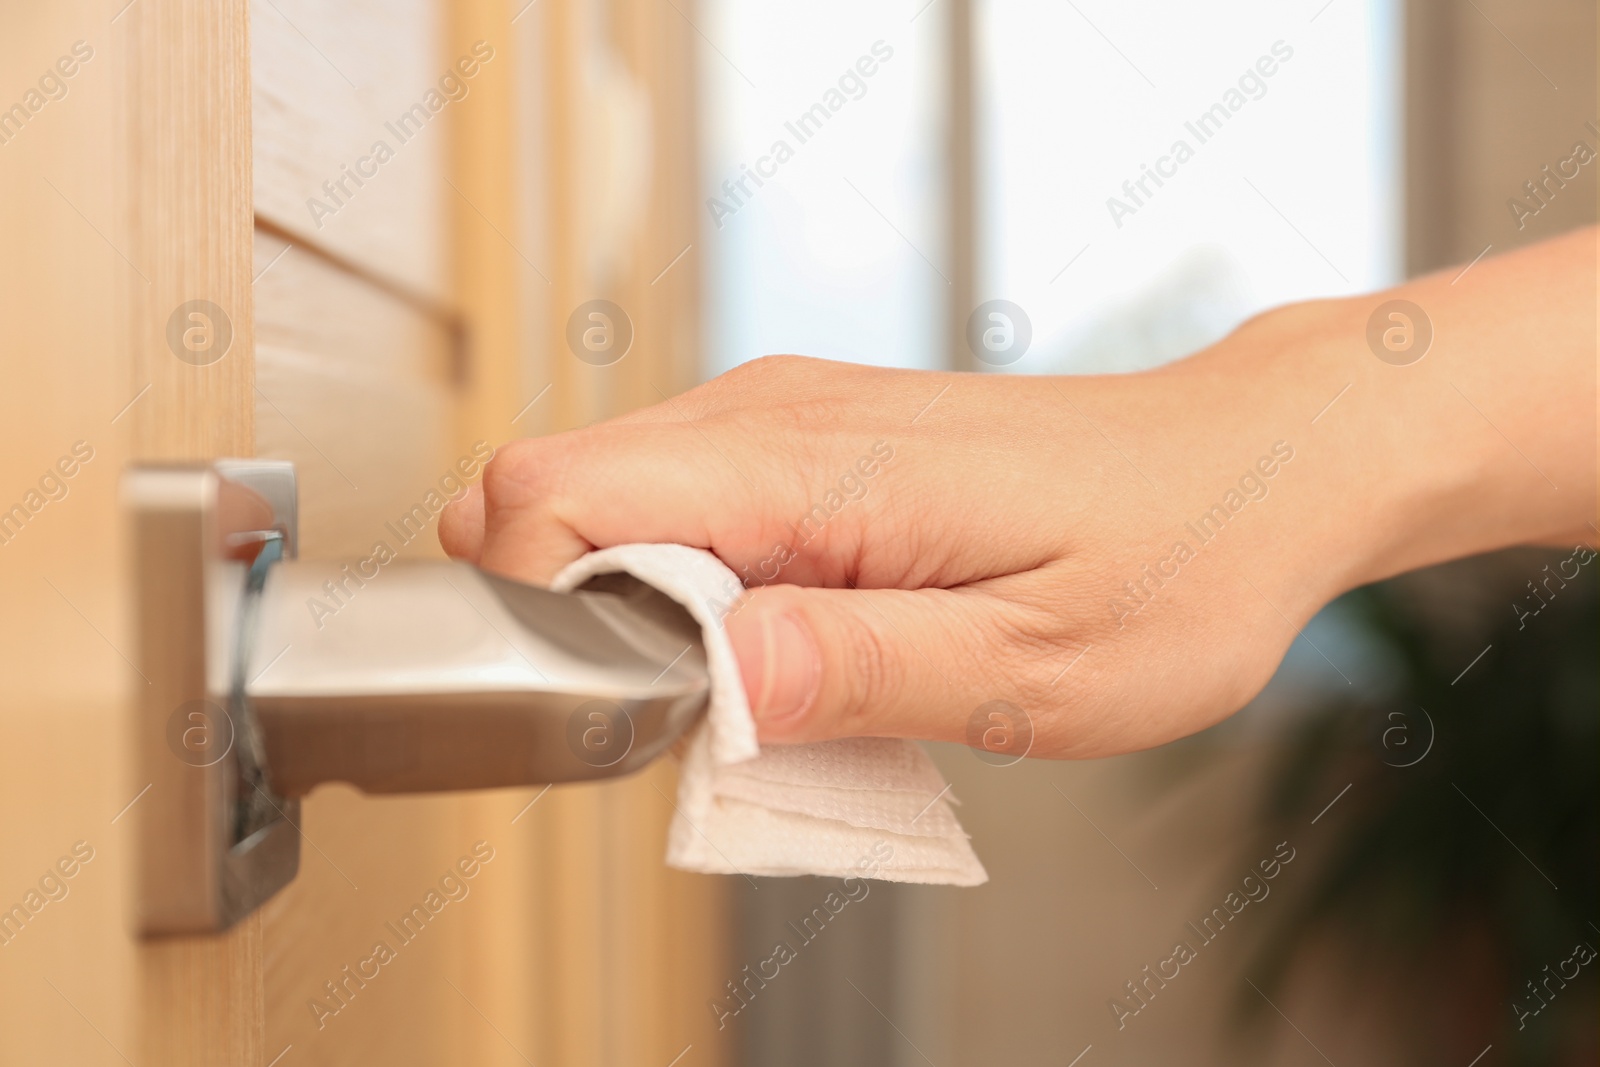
{"left": 0, "top": 0, "right": 726, "bottom": 1064}
{"left": 0, "top": 2, "right": 144, "bottom": 1062}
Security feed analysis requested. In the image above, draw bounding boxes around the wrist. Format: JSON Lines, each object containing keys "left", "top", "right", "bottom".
{"left": 1125, "top": 299, "right": 1451, "bottom": 620}
{"left": 1166, "top": 292, "right": 1580, "bottom": 606}
{"left": 1081, "top": 311, "right": 1363, "bottom": 626}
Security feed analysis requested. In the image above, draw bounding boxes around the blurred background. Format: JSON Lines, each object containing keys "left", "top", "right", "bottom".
{"left": 0, "top": 0, "right": 1593, "bottom": 1064}
{"left": 706, "top": 3, "right": 1596, "bottom": 1065}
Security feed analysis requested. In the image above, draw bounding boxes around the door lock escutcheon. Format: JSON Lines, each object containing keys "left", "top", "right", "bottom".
{"left": 125, "top": 460, "right": 708, "bottom": 935}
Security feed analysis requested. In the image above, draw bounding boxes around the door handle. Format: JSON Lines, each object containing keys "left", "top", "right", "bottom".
{"left": 123, "top": 460, "right": 708, "bottom": 934}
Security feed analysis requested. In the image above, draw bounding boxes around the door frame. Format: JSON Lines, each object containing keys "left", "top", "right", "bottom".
{"left": 123, "top": 0, "right": 260, "bottom": 1062}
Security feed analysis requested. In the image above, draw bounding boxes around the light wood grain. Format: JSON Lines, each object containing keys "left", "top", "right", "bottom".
{"left": 252, "top": 228, "right": 457, "bottom": 563}
{"left": 516, "top": 0, "right": 732, "bottom": 1063}
{"left": 250, "top": 4, "right": 521, "bottom": 1061}
{"left": 1, "top": 0, "right": 719, "bottom": 1062}
{"left": 602, "top": 2, "right": 730, "bottom": 1060}
{"left": 0, "top": 1, "right": 254, "bottom": 1063}
{"left": 444, "top": 2, "right": 548, "bottom": 1063}
{"left": 126, "top": 0, "right": 256, "bottom": 464}
{"left": 252, "top": 0, "right": 451, "bottom": 305}
{"left": 610, "top": 0, "right": 705, "bottom": 412}
{"left": 252, "top": 110, "right": 483, "bottom": 1067}
{"left": 261, "top": 788, "right": 480, "bottom": 1064}
{"left": 121, "top": 0, "right": 264, "bottom": 1062}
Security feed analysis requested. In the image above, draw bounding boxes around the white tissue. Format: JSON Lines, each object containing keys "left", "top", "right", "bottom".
{"left": 553, "top": 544, "right": 988, "bottom": 886}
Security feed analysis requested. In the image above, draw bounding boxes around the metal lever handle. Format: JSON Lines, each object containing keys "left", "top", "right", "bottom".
{"left": 247, "top": 558, "right": 708, "bottom": 795}
{"left": 124, "top": 459, "right": 708, "bottom": 934}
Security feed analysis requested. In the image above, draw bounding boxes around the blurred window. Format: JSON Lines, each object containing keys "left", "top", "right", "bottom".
{"left": 700, "top": 2, "right": 948, "bottom": 374}
{"left": 701, "top": 0, "right": 1401, "bottom": 377}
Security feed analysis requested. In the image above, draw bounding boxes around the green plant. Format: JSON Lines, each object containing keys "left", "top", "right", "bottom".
{"left": 1235, "top": 550, "right": 1597, "bottom": 1065}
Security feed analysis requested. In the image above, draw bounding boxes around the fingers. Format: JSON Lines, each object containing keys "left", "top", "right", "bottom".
{"left": 438, "top": 484, "right": 485, "bottom": 563}
{"left": 725, "top": 582, "right": 1031, "bottom": 745}
{"left": 466, "top": 426, "right": 753, "bottom": 584}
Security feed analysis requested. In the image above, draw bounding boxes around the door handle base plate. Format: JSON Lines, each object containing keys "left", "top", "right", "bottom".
{"left": 124, "top": 460, "right": 301, "bottom": 936}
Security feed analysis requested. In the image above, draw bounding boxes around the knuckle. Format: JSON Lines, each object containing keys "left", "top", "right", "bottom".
{"left": 721, "top": 353, "right": 814, "bottom": 391}
{"left": 827, "top": 607, "right": 904, "bottom": 736}
{"left": 743, "top": 353, "right": 807, "bottom": 376}
{"left": 698, "top": 355, "right": 858, "bottom": 433}
{"left": 481, "top": 438, "right": 554, "bottom": 509}
{"left": 982, "top": 600, "right": 1080, "bottom": 722}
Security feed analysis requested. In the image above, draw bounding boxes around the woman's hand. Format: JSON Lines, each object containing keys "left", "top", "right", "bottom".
{"left": 440, "top": 228, "right": 1596, "bottom": 758}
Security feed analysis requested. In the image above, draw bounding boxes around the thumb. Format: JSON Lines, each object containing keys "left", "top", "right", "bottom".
{"left": 724, "top": 583, "right": 1009, "bottom": 745}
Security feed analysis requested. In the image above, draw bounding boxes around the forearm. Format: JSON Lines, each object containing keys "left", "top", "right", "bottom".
{"left": 1145, "top": 226, "right": 1596, "bottom": 614}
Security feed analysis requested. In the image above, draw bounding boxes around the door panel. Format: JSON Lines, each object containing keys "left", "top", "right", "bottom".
{"left": 118, "top": 0, "right": 264, "bottom": 1061}
{"left": 3, "top": 0, "right": 722, "bottom": 1063}
{"left": 252, "top": 0, "right": 449, "bottom": 303}
{"left": 252, "top": 229, "right": 457, "bottom": 562}
{"left": 516, "top": 0, "right": 734, "bottom": 1060}
{"left": 251, "top": 1, "right": 507, "bottom": 1061}
{"left": 260, "top": 790, "right": 474, "bottom": 1062}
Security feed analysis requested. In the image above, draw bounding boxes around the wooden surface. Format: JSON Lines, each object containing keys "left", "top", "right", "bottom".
{"left": 253, "top": 0, "right": 728, "bottom": 1059}
{"left": 0, "top": 0, "right": 261, "bottom": 1064}
{"left": 252, "top": 228, "right": 456, "bottom": 561}
{"left": 251, "top": 1, "right": 482, "bottom": 1062}
{"left": 517, "top": 0, "right": 732, "bottom": 1063}
{"left": 126, "top": 0, "right": 257, "bottom": 463}
{"left": 444, "top": 2, "right": 547, "bottom": 1062}
{"left": 122, "top": 0, "right": 264, "bottom": 1063}
{"left": 0, "top": 0, "right": 720, "bottom": 1062}
{"left": 602, "top": 1, "right": 730, "bottom": 1057}
{"left": 252, "top": 0, "right": 449, "bottom": 304}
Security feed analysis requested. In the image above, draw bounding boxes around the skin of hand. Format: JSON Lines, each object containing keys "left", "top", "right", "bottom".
{"left": 440, "top": 227, "right": 1596, "bottom": 759}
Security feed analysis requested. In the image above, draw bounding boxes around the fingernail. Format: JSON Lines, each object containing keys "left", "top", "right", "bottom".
{"left": 728, "top": 610, "right": 821, "bottom": 725}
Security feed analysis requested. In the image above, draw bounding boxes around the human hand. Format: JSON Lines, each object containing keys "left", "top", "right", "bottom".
{"left": 440, "top": 231, "right": 1596, "bottom": 758}
{"left": 436, "top": 326, "right": 1344, "bottom": 758}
